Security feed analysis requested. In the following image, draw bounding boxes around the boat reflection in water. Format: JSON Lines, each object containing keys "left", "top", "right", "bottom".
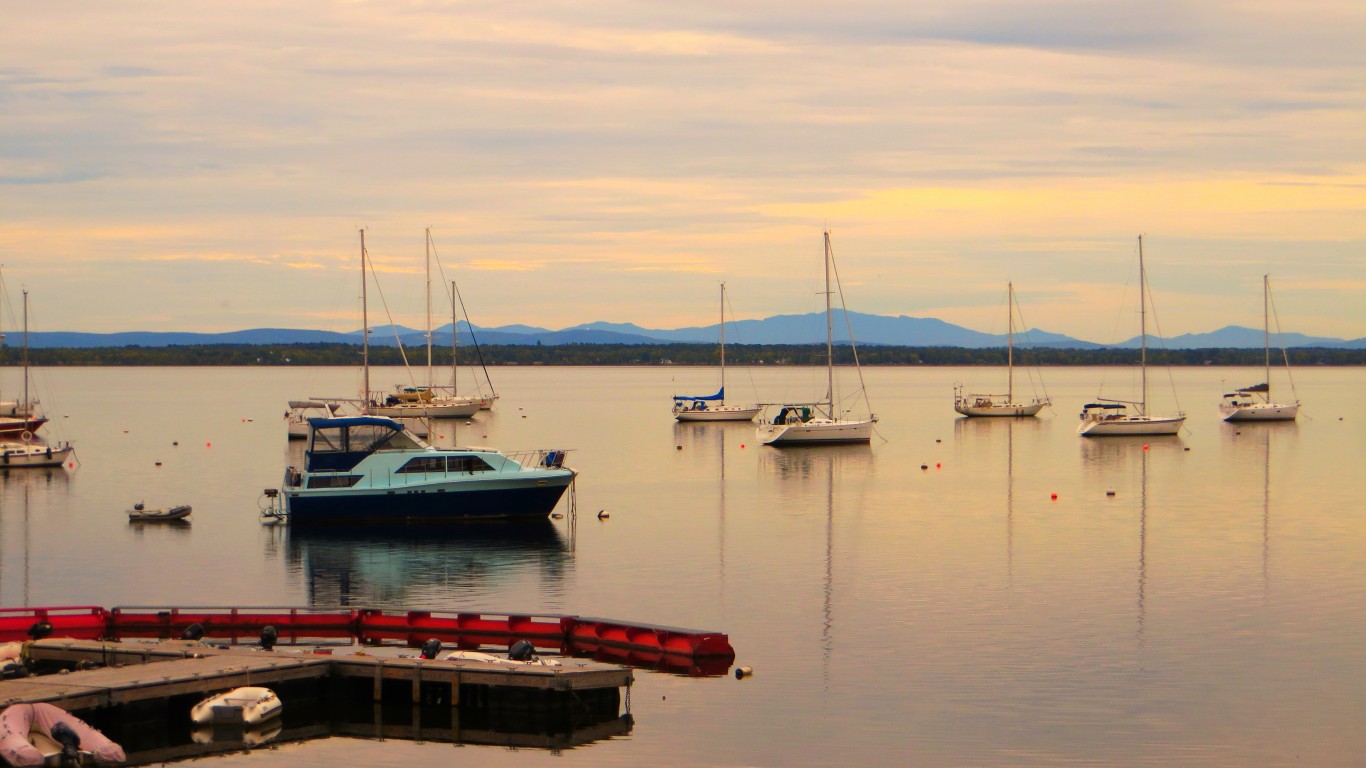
{"left": 285, "top": 519, "right": 573, "bottom": 610}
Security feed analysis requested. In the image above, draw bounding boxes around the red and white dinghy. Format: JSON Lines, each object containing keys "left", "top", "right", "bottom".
{"left": 0, "top": 702, "right": 125, "bottom": 766}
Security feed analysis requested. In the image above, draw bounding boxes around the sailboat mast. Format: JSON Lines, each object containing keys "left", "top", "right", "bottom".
{"left": 22, "top": 289, "right": 29, "bottom": 411}
{"left": 1138, "top": 235, "right": 1148, "bottom": 416}
{"left": 824, "top": 231, "right": 834, "bottom": 411}
{"left": 451, "top": 280, "right": 459, "bottom": 393}
{"left": 1007, "top": 282, "right": 1015, "bottom": 403}
{"left": 1263, "top": 273, "right": 1271, "bottom": 397}
{"left": 719, "top": 282, "right": 726, "bottom": 404}
{"left": 360, "top": 229, "right": 370, "bottom": 405}
{"left": 425, "top": 228, "right": 433, "bottom": 390}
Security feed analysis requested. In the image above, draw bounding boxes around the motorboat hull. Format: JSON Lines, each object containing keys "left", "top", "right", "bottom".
{"left": 675, "top": 406, "right": 762, "bottom": 422}
{"left": 1077, "top": 415, "right": 1185, "bottom": 437}
{"left": 757, "top": 418, "right": 874, "bottom": 446}
{"left": 284, "top": 477, "right": 574, "bottom": 525}
{"left": 1220, "top": 402, "right": 1299, "bottom": 422}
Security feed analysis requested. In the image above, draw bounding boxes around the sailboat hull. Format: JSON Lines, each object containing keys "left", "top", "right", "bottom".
{"left": 953, "top": 401, "right": 1046, "bottom": 418}
{"left": 1220, "top": 403, "right": 1298, "bottom": 422}
{"left": 1077, "top": 415, "right": 1185, "bottom": 437}
{"left": 675, "top": 406, "right": 762, "bottom": 422}
{"left": 757, "top": 418, "right": 874, "bottom": 445}
{"left": 370, "top": 400, "right": 481, "bottom": 418}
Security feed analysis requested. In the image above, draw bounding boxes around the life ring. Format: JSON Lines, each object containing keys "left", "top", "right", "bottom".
{"left": 18, "top": 430, "right": 32, "bottom": 443}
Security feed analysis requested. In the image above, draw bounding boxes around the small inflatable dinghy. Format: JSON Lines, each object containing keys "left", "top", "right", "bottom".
{"left": 190, "top": 686, "right": 282, "bottom": 726}
{"left": 0, "top": 702, "right": 125, "bottom": 766}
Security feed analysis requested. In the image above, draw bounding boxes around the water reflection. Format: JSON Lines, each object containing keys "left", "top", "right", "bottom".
{"left": 0, "top": 468, "right": 70, "bottom": 606}
{"left": 284, "top": 520, "right": 572, "bottom": 610}
{"left": 1221, "top": 421, "right": 1297, "bottom": 600}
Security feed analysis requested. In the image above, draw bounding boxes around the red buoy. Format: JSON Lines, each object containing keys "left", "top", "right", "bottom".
{"left": 1050, "top": 493, "right": 1058, "bottom": 500}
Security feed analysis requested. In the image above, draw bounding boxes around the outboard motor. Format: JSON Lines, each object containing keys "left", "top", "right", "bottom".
{"left": 260, "top": 625, "right": 278, "bottom": 651}
{"left": 28, "top": 621, "right": 53, "bottom": 640}
{"left": 508, "top": 639, "right": 536, "bottom": 662}
{"left": 181, "top": 623, "right": 205, "bottom": 641}
{"left": 420, "top": 638, "right": 442, "bottom": 660}
{"left": 0, "top": 661, "right": 29, "bottom": 679}
{"left": 50, "top": 722, "right": 82, "bottom": 766}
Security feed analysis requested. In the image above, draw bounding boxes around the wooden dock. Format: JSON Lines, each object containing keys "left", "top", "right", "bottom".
{"left": 3, "top": 638, "right": 632, "bottom": 711}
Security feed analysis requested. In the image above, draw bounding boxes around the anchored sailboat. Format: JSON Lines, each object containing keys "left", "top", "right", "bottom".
{"left": 1219, "top": 274, "right": 1299, "bottom": 422}
{"left": 756, "top": 231, "right": 877, "bottom": 446}
{"left": 1078, "top": 236, "right": 1186, "bottom": 437}
{"left": 953, "top": 282, "right": 1050, "bottom": 417}
{"left": 673, "top": 282, "right": 761, "bottom": 422}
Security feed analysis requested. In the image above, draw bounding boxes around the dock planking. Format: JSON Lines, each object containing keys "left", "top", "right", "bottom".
{"left": 3, "top": 638, "right": 632, "bottom": 712}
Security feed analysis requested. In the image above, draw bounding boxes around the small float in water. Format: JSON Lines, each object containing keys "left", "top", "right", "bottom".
{"left": 189, "top": 686, "right": 282, "bottom": 727}
{"left": 0, "top": 702, "right": 125, "bottom": 766}
{"left": 127, "top": 503, "right": 192, "bottom": 522}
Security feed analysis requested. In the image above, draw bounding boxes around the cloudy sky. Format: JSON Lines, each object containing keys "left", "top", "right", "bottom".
{"left": 3, "top": 1, "right": 1364, "bottom": 341}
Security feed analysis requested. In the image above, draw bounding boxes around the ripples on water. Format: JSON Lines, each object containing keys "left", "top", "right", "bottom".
{"left": 1, "top": 365, "right": 1364, "bottom": 766}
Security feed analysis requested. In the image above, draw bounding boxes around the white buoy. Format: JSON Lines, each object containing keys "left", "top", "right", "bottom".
{"left": 735, "top": 666, "right": 753, "bottom": 679}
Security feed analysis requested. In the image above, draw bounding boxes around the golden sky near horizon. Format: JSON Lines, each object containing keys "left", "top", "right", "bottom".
{"left": 2, "top": 1, "right": 1364, "bottom": 341}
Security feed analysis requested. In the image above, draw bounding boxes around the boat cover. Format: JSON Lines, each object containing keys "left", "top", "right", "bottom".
{"left": 673, "top": 387, "right": 724, "bottom": 403}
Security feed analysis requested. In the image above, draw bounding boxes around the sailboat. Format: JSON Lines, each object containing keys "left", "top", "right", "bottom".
{"left": 1218, "top": 275, "right": 1299, "bottom": 422}
{"left": 953, "top": 282, "right": 1050, "bottom": 417}
{"left": 1078, "top": 236, "right": 1186, "bottom": 437}
{"left": 370, "top": 229, "right": 482, "bottom": 419}
{"left": 673, "top": 283, "right": 761, "bottom": 422}
{"left": 0, "top": 289, "right": 74, "bottom": 467}
{"left": 756, "top": 231, "right": 877, "bottom": 445}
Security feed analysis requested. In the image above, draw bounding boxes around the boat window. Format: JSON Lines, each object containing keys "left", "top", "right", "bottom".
{"left": 397, "top": 456, "right": 447, "bottom": 474}
{"left": 448, "top": 455, "right": 495, "bottom": 474}
{"left": 306, "top": 475, "right": 362, "bottom": 489}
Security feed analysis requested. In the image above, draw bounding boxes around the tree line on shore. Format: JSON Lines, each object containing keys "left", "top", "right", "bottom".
{"left": 3, "top": 343, "right": 1363, "bottom": 367}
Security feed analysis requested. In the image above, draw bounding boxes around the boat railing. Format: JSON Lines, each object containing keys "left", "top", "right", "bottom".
{"left": 503, "top": 448, "right": 573, "bottom": 470}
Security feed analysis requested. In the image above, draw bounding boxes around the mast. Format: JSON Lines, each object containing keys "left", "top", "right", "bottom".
{"left": 451, "top": 280, "right": 459, "bottom": 393}
{"left": 719, "top": 282, "right": 727, "bottom": 404}
{"left": 425, "top": 228, "right": 433, "bottom": 390}
{"left": 1263, "top": 273, "right": 1271, "bottom": 398}
{"left": 22, "top": 289, "right": 30, "bottom": 411}
{"left": 824, "top": 230, "right": 834, "bottom": 412}
{"left": 1138, "top": 235, "right": 1148, "bottom": 417}
{"left": 1007, "top": 282, "right": 1015, "bottom": 404}
{"left": 360, "top": 229, "right": 370, "bottom": 406}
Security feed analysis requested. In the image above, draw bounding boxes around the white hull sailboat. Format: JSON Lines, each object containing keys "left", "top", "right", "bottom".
{"left": 757, "top": 231, "right": 877, "bottom": 446}
{"left": 953, "top": 282, "right": 1050, "bottom": 417}
{"left": 674, "top": 283, "right": 761, "bottom": 422}
{"left": 1078, "top": 236, "right": 1186, "bottom": 437}
{"left": 1219, "top": 275, "right": 1299, "bottom": 422}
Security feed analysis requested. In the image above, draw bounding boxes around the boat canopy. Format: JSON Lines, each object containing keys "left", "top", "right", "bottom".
{"left": 673, "top": 387, "right": 724, "bottom": 404}
{"left": 305, "top": 416, "right": 414, "bottom": 472}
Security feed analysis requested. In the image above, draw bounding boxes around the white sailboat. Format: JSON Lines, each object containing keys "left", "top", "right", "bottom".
{"left": 370, "top": 229, "right": 482, "bottom": 419}
{"left": 953, "top": 282, "right": 1050, "bottom": 417}
{"left": 0, "top": 288, "right": 73, "bottom": 467}
{"left": 1078, "top": 236, "right": 1186, "bottom": 437}
{"left": 756, "top": 231, "right": 877, "bottom": 446}
{"left": 673, "top": 282, "right": 761, "bottom": 422}
{"left": 1219, "top": 275, "right": 1300, "bottom": 422}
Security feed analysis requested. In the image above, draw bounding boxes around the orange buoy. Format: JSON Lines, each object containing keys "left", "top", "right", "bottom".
{"left": 1142, "top": 444, "right": 1149, "bottom": 451}
{"left": 1050, "top": 493, "right": 1058, "bottom": 500}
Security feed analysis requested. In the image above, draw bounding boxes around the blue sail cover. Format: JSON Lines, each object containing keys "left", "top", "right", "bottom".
{"left": 673, "top": 387, "right": 724, "bottom": 404}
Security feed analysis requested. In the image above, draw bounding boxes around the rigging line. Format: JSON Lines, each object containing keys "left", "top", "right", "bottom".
{"left": 1141, "top": 256, "right": 1183, "bottom": 414}
{"left": 365, "top": 253, "right": 415, "bottom": 379}
{"left": 1267, "top": 276, "right": 1300, "bottom": 402}
{"left": 429, "top": 235, "right": 495, "bottom": 398}
{"left": 1010, "top": 286, "right": 1051, "bottom": 402}
{"left": 722, "top": 285, "right": 762, "bottom": 402}
{"left": 826, "top": 237, "right": 874, "bottom": 418}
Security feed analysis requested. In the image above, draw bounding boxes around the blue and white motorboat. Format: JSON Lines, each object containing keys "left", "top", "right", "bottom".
{"left": 281, "top": 416, "right": 575, "bottom": 525}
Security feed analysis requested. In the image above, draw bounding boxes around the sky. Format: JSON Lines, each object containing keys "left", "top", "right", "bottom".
{"left": 3, "top": 1, "right": 1364, "bottom": 343}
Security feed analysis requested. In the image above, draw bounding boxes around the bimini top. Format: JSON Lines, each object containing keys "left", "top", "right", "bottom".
{"left": 673, "top": 387, "right": 724, "bottom": 403}
{"left": 304, "top": 415, "right": 421, "bottom": 472}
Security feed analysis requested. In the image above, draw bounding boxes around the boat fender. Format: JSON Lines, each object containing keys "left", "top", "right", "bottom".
{"left": 27, "top": 622, "right": 53, "bottom": 641}
{"left": 508, "top": 639, "right": 536, "bottom": 662}
{"left": 259, "top": 626, "right": 278, "bottom": 651}
{"left": 181, "top": 623, "right": 205, "bottom": 641}
{"left": 420, "top": 638, "right": 442, "bottom": 660}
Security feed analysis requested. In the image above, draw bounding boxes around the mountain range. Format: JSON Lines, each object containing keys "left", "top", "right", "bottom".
{"left": 10, "top": 311, "right": 1364, "bottom": 350}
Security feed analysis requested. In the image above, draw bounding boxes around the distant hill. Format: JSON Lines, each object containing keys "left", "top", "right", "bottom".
{"left": 11, "top": 313, "right": 1362, "bottom": 350}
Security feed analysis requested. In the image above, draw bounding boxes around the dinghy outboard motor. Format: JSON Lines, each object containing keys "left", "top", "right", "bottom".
{"left": 50, "top": 722, "right": 82, "bottom": 766}
{"left": 181, "top": 623, "right": 205, "bottom": 641}
{"left": 1, "top": 661, "right": 29, "bottom": 679}
{"left": 260, "top": 625, "right": 278, "bottom": 651}
{"left": 508, "top": 639, "right": 536, "bottom": 662}
{"left": 28, "top": 621, "right": 53, "bottom": 640}
{"left": 420, "top": 638, "right": 442, "bottom": 660}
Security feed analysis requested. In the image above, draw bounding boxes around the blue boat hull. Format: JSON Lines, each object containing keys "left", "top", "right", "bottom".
{"left": 284, "top": 479, "right": 573, "bottom": 526}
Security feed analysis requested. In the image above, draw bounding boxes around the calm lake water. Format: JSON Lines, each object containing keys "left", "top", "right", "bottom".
{"left": 2, "top": 364, "right": 1365, "bottom": 766}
